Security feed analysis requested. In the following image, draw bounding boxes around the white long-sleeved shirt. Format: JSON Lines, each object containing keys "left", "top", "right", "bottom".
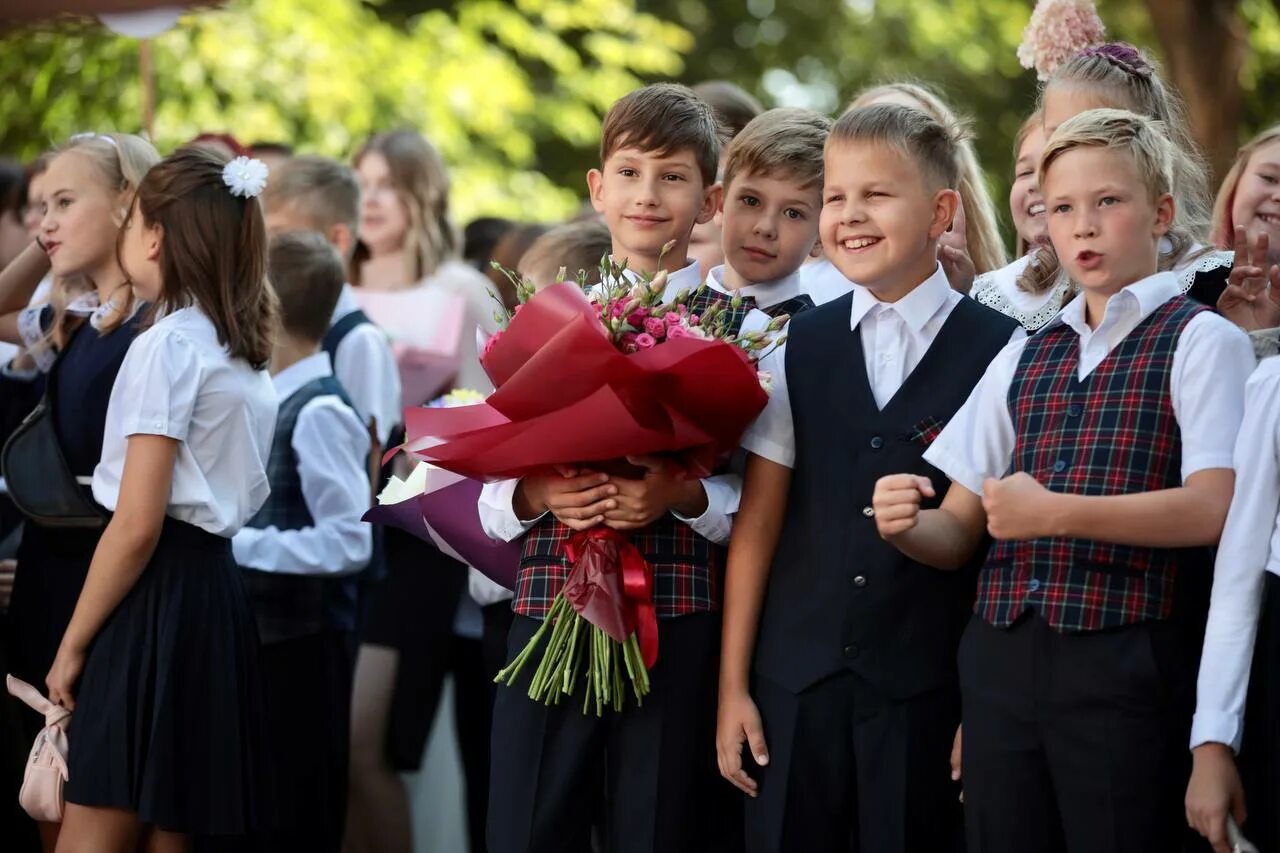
{"left": 330, "top": 285, "right": 402, "bottom": 447}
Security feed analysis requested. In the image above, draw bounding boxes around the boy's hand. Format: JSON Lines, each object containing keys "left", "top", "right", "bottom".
{"left": 1217, "top": 226, "right": 1280, "bottom": 332}
{"left": 1186, "top": 743, "right": 1247, "bottom": 853}
{"left": 603, "top": 455, "right": 706, "bottom": 531}
{"left": 950, "top": 724, "right": 963, "bottom": 802}
{"left": 872, "top": 474, "right": 936, "bottom": 539}
{"left": 982, "top": 473, "right": 1057, "bottom": 540}
{"left": 515, "top": 468, "right": 617, "bottom": 531}
{"left": 717, "top": 690, "right": 769, "bottom": 797}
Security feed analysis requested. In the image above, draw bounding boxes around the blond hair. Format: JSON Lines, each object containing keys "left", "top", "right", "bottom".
{"left": 262, "top": 155, "right": 360, "bottom": 253}
{"left": 37, "top": 133, "right": 159, "bottom": 356}
{"left": 1021, "top": 109, "right": 1177, "bottom": 294}
{"left": 351, "top": 130, "right": 458, "bottom": 286}
{"left": 830, "top": 102, "right": 963, "bottom": 192}
{"left": 1211, "top": 124, "right": 1280, "bottom": 249}
{"left": 850, "top": 82, "right": 1009, "bottom": 274}
{"left": 723, "top": 108, "right": 830, "bottom": 193}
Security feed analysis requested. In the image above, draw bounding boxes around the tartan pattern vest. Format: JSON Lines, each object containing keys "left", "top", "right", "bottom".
{"left": 686, "top": 287, "right": 758, "bottom": 337}
{"left": 977, "top": 296, "right": 1208, "bottom": 632}
{"left": 513, "top": 514, "right": 724, "bottom": 619}
{"left": 241, "top": 375, "right": 362, "bottom": 645}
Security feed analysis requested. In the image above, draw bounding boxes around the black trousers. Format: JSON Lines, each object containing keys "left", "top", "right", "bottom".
{"left": 258, "top": 630, "right": 354, "bottom": 853}
{"left": 959, "top": 614, "right": 1193, "bottom": 853}
{"left": 1239, "top": 572, "right": 1280, "bottom": 851}
{"left": 745, "top": 670, "right": 962, "bottom": 853}
{"left": 487, "top": 612, "right": 732, "bottom": 853}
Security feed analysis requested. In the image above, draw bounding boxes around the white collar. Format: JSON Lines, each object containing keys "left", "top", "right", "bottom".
{"left": 705, "top": 264, "right": 804, "bottom": 309}
{"left": 615, "top": 258, "right": 703, "bottom": 303}
{"left": 272, "top": 351, "right": 334, "bottom": 400}
{"left": 849, "top": 263, "right": 951, "bottom": 333}
{"left": 1048, "top": 271, "right": 1181, "bottom": 336}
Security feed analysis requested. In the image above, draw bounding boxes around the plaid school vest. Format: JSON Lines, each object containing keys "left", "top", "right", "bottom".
{"left": 513, "top": 514, "right": 724, "bottom": 619}
{"left": 977, "top": 296, "right": 1208, "bottom": 633}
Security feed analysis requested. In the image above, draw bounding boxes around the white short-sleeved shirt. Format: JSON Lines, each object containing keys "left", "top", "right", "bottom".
{"left": 1191, "top": 355, "right": 1280, "bottom": 751}
{"left": 797, "top": 257, "right": 856, "bottom": 306}
{"left": 330, "top": 285, "right": 401, "bottom": 447}
{"left": 92, "top": 306, "right": 278, "bottom": 537}
{"left": 923, "top": 272, "right": 1254, "bottom": 496}
{"left": 742, "top": 264, "right": 1023, "bottom": 468}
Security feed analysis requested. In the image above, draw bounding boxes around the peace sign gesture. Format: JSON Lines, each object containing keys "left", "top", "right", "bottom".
{"left": 1217, "top": 226, "right": 1280, "bottom": 332}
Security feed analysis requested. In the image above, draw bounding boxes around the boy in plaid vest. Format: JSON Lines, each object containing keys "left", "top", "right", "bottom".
{"left": 873, "top": 110, "right": 1254, "bottom": 853}
{"left": 479, "top": 83, "right": 740, "bottom": 853}
{"left": 231, "top": 232, "right": 373, "bottom": 853}
{"left": 717, "top": 103, "right": 1020, "bottom": 853}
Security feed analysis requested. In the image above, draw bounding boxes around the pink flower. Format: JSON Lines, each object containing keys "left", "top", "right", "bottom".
{"left": 663, "top": 312, "right": 682, "bottom": 327}
{"left": 643, "top": 317, "right": 667, "bottom": 339}
{"left": 690, "top": 314, "right": 701, "bottom": 326}
{"left": 635, "top": 333, "right": 656, "bottom": 349}
{"left": 513, "top": 304, "right": 523, "bottom": 314}
{"left": 610, "top": 302, "right": 627, "bottom": 319}
{"left": 666, "top": 325, "right": 690, "bottom": 339}
{"left": 627, "top": 310, "right": 648, "bottom": 328}
{"left": 482, "top": 331, "right": 502, "bottom": 360}
{"left": 1017, "top": 0, "right": 1106, "bottom": 81}
{"left": 621, "top": 331, "right": 639, "bottom": 350}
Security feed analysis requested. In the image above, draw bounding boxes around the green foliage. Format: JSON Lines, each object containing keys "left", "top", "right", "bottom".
{"left": 0, "top": 0, "right": 692, "bottom": 222}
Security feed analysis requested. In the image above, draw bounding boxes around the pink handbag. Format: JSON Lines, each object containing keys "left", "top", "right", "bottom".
{"left": 5, "top": 674, "right": 70, "bottom": 822}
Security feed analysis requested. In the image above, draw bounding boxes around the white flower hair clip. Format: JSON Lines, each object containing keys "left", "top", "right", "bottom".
{"left": 222, "top": 156, "right": 269, "bottom": 199}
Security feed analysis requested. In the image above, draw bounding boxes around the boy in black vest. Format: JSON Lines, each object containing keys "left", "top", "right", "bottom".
{"left": 872, "top": 110, "right": 1254, "bottom": 852}
{"left": 717, "top": 103, "right": 1019, "bottom": 853}
{"left": 231, "top": 231, "right": 373, "bottom": 853}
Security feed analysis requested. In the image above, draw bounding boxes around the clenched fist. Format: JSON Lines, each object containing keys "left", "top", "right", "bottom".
{"left": 872, "top": 474, "right": 936, "bottom": 539}
{"left": 982, "top": 472, "right": 1057, "bottom": 540}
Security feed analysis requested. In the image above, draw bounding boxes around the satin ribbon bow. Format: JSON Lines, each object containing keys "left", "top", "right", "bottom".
{"left": 563, "top": 528, "right": 659, "bottom": 668}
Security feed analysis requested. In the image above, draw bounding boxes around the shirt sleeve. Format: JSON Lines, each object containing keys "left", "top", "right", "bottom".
{"left": 1171, "top": 312, "right": 1254, "bottom": 479}
{"left": 333, "top": 322, "right": 402, "bottom": 447}
{"left": 671, "top": 473, "right": 741, "bottom": 545}
{"left": 922, "top": 334, "right": 1027, "bottom": 495}
{"left": 740, "top": 343, "right": 795, "bottom": 468}
{"left": 116, "top": 325, "right": 201, "bottom": 441}
{"left": 478, "top": 478, "right": 542, "bottom": 542}
{"left": 1190, "top": 359, "right": 1278, "bottom": 751}
{"left": 231, "top": 397, "right": 373, "bottom": 575}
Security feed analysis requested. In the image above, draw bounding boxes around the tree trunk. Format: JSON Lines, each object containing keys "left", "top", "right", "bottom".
{"left": 1142, "top": 0, "right": 1247, "bottom": 188}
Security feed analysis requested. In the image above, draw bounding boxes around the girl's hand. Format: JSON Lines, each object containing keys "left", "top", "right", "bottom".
{"left": 46, "top": 643, "right": 87, "bottom": 710}
{"left": 939, "top": 244, "right": 976, "bottom": 295}
{"left": 1217, "top": 226, "right": 1280, "bottom": 332}
{"left": 950, "top": 724, "right": 963, "bottom": 802}
{"left": 1186, "top": 743, "right": 1247, "bottom": 853}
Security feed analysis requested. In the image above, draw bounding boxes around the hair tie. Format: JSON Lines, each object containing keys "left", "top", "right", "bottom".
{"left": 70, "top": 132, "right": 119, "bottom": 150}
{"left": 222, "top": 156, "right": 269, "bottom": 199}
{"left": 1017, "top": 0, "right": 1107, "bottom": 81}
{"left": 1078, "top": 42, "right": 1153, "bottom": 79}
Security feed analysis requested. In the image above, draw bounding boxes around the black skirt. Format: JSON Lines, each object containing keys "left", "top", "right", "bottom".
{"left": 64, "top": 517, "right": 272, "bottom": 836}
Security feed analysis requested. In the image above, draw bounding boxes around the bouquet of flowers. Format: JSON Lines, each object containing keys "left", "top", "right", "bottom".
{"left": 391, "top": 249, "right": 781, "bottom": 713}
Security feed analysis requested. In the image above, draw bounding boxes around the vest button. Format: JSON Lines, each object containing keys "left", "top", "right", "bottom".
{"left": 1052, "top": 459, "right": 1067, "bottom": 473}
{"left": 1028, "top": 578, "right": 1042, "bottom": 593}
{"left": 843, "top": 644, "right": 860, "bottom": 659}
{"left": 869, "top": 435, "right": 885, "bottom": 450}
{"left": 862, "top": 506, "right": 875, "bottom": 518}
{"left": 853, "top": 575, "right": 868, "bottom": 587}
{"left": 1067, "top": 403, "right": 1082, "bottom": 417}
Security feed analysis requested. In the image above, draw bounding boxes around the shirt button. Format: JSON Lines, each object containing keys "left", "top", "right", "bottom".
{"left": 1028, "top": 578, "right": 1042, "bottom": 593}
{"left": 1052, "top": 459, "right": 1067, "bottom": 473}
{"left": 843, "top": 644, "right": 860, "bottom": 659}
{"left": 869, "top": 436, "right": 885, "bottom": 450}
{"left": 1067, "top": 404, "right": 1082, "bottom": 417}
{"left": 853, "top": 575, "right": 868, "bottom": 588}
{"left": 862, "top": 506, "right": 875, "bottom": 518}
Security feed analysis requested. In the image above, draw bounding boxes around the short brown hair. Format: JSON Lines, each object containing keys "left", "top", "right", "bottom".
{"left": 723, "top": 108, "right": 830, "bottom": 193}
{"left": 600, "top": 83, "right": 721, "bottom": 187}
{"left": 829, "top": 103, "right": 961, "bottom": 191}
{"left": 262, "top": 155, "right": 360, "bottom": 240}
{"left": 131, "top": 146, "right": 278, "bottom": 369}
{"left": 519, "top": 219, "right": 613, "bottom": 290}
{"left": 268, "top": 231, "right": 346, "bottom": 343}
{"left": 692, "top": 81, "right": 764, "bottom": 139}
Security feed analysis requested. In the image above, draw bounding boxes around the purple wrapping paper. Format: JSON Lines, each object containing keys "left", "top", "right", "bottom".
{"left": 363, "top": 476, "right": 520, "bottom": 590}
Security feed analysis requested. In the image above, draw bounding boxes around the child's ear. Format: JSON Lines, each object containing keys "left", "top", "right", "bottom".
{"left": 809, "top": 236, "right": 824, "bottom": 259}
{"left": 696, "top": 182, "right": 723, "bottom": 226}
{"left": 586, "top": 169, "right": 606, "bottom": 214}
{"left": 145, "top": 223, "right": 164, "bottom": 262}
{"left": 329, "top": 222, "right": 355, "bottom": 261}
{"left": 928, "top": 189, "right": 961, "bottom": 241}
{"left": 1153, "top": 192, "right": 1175, "bottom": 237}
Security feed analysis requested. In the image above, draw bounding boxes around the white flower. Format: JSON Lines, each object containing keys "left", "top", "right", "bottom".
{"left": 757, "top": 370, "right": 775, "bottom": 395}
{"left": 222, "top": 156, "right": 269, "bottom": 199}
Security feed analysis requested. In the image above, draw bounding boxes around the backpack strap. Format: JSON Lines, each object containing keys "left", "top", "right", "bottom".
{"left": 322, "top": 309, "right": 372, "bottom": 368}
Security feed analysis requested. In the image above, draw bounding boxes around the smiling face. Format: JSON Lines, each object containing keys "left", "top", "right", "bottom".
{"left": 1010, "top": 123, "right": 1048, "bottom": 251}
{"left": 1230, "top": 138, "right": 1280, "bottom": 254}
{"left": 587, "top": 145, "right": 718, "bottom": 274}
{"left": 356, "top": 151, "right": 410, "bottom": 257}
{"left": 819, "top": 139, "right": 955, "bottom": 301}
{"left": 38, "top": 150, "right": 127, "bottom": 281}
{"left": 1043, "top": 145, "right": 1172, "bottom": 298}
{"left": 720, "top": 169, "right": 820, "bottom": 287}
